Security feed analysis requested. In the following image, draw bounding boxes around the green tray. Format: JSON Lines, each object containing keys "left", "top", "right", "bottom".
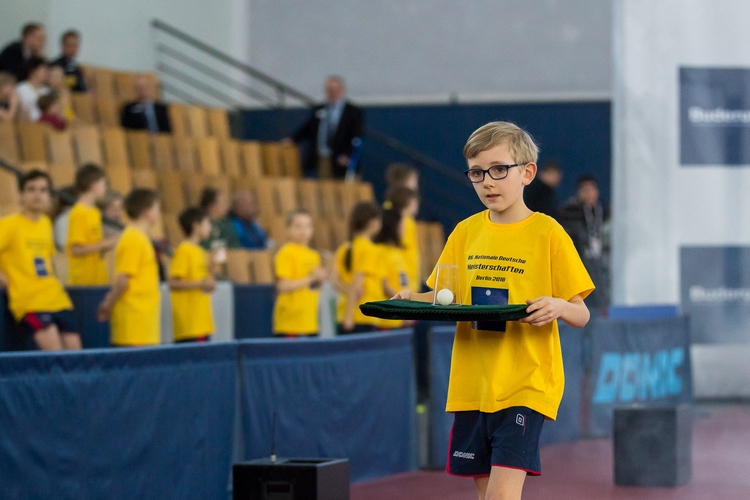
{"left": 359, "top": 300, "right": 530, "bottom": 322}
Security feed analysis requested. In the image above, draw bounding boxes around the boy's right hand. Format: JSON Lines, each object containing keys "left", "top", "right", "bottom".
{"left": 391, "top": 290, "right": 412, "bottom": 300}
{"left": 97, "top": 300, "right": 113, "bottom": 322}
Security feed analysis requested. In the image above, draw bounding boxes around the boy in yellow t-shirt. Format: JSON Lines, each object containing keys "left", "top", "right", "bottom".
{"left": 97, "top": 189, "right": 161, "bottom": 347}
{"left": 394, "top": 122, "right": 594, "bottom": 499}
{"left": 0, "top": 170, "right": 80, "bottom": 350}
{"left": 372, "top": 208, "right": 409, "bottom": 330}
{"left": 273, "top": 209, "right": 326, "bottom": 337}
{"left": 168, "top": 207, "right": 217, "bottom": 343}
{"left": 333, "top": 201, "right": 382, "bottom": 334}
{"left": 67, "top": 164, "right": 119, "bottom": 285}
{"left": 385, "top": 186, "right": 421, "bottom": 293}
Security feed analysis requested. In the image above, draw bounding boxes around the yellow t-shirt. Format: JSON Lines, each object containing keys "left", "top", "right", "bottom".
{"left": 402, "top": 216, "right": 421, "bottom": 292}
{"left": 427, "top": 211, "right": 594, "bottom": 420}
{"left": 169, "top": 241, "right": 214, "bottom": 341}
{"left": 273, "top": 242, "right": 321, "bottom": 335}
{"left": 376, "top": 244, "right": 409, "bottom": 329}
{"left": 67, "top": 202, "right": 109, "bottom": 286}
{"left": 111, "top": 226, "right": 161, "bottom": 346}
{"left": 334, "top": 236, "right": 383, "bottom": 326}
{"left": 0, "top": 214, "right": 73, "bottom": 320}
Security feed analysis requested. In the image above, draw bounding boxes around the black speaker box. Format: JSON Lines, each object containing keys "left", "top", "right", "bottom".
{"left": 613, "top": 405, "right": 692, "bottom": 487}
{"left": 233, "top": 458, "right": 349, "bottom": 500}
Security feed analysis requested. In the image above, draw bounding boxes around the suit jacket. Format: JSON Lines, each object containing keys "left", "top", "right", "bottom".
{"left": 120, "top": 101, "right": 172, "bottom": 133}
{"left": 0, "top": 42, "right": 28, "bottom": 81}
{"left": 292, "top": 101, "right": 364, "bottom": 177}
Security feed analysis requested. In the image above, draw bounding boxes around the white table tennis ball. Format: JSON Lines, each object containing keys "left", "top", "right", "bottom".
{"left": 436, "top": 288, "right": 454, "bottom": 306}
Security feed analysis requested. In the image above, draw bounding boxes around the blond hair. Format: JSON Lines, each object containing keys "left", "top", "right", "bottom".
{"left": 463, "top": 121, "right": 539, "bottom": 164}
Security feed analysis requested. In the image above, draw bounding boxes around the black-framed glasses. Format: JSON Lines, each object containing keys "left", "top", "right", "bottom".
{"left": 464, "top": 164, "right": 519, "bottom": 183}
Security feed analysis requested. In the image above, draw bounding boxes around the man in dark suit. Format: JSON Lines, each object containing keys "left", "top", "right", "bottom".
{"left": 51, "top": 30, "right": 87, "bottom": 92}
{"left": 0, "top": 23, "right": 46, "bottom": 81}
{"left": 524, "top": 160, "right": 563, "bottom": 219}
{"left": 287, "top": 76, "right": 363, "bottom": 179}
{"left": 120, "top": 76, "right": 171, "bottom": 133}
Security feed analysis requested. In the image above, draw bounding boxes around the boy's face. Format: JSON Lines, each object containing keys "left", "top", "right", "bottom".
{"left": 143, "top": 201, "right": 161, "bottom": 225}
{"left": 20, "top": 177, "right": 51, "bottom": 214}
{"left": 196, "top": 216, "right": 212, "bottom": 240}
{"left": 288, "top": 214, "right": 314, "bottom": 245}
{"left": 466, "top": 143, "right": 536, "bottom": 215}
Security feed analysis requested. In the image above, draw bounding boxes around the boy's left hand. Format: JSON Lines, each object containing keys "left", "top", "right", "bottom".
{"left": 520, "top": 296, "right": 566, "bottom": 327}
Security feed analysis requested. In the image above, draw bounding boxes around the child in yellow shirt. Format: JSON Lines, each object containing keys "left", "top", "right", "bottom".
{"left": 372, "top": 208, "right": 409, "bottom": 330}
{"left": 168, "top": 207, "right": 217, "bottom": 343}
{"left": 67, "top": 164, "right": 119, "bottom": 285}
{"left": 0, "top": 170, "right": 79, "bottom": 350}
{"left": 394, "top": 122, "right": 594, "bottom": 499}
{"left": 333, "top": 201, "right": 382, "bottom": 334}
{"left": 273, "top": 209, "right": 326, "bottom": 337}
{"left": 385, "top": 186, "right": 421, "bottom": 293}
{"left": 97, "top": 189, "right": 161, "bottom": 347}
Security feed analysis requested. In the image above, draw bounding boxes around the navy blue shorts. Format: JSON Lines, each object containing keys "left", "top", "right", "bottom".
{"left": 20, "top": 310, "right": 77, "bottom": 336}
{"left": 447, "top": 407, "right": 544, "bottom": 477}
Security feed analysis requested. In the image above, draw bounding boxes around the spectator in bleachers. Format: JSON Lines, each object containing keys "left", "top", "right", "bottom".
{"left": 199, "top": 187, "right": 240, "bottom": 251}
{"left": 333, "top": 201, "right": 382, "bottom": 334}
{"left": 524, "top": 160, "right": 563, "bottom": 219}
{"left": 0, "top": 72, "right": 20, "bottom": 122}
{"left": 15, "top": 56, "right": 49, "bottom": 122}
{"left": 120, "top": 76, "right": 171, "bottom": 133}
{"left": 373, "top": 208, "right": 409, "bottom": 330}
{"left": 51, "top": 30, "right": 87, "bottom": 92}
{"left": 384, "top": 162, "right": 419, "bottom": 192}
{"left": 67, "top": 164, "right": 119, "bottom": 286}
{"left": 385, "top": 186, "right": 421, "bottom": 292}
{"left": 0, "top": 23, "right": 46, "bottom": 81}
{"left": 97, "top": 189, "right": 162, "bottom": 347}
{"left": 53, "top": 185, "right": 77, "bottom": 251}
{"left": 37, "top": 93, "right": 67, "bottom": 131}
{"left": 273, "top": 209, "right": 326, "bottom": 337}
{"left": 0, "top": 170, "right": 80, "bottom": 351}
{"left": 98, "top": 190, "right": 124, "bottom": 238}
{"left": 169, "top": 207, "right": 217, "bottom": 343}
{"left": 286, "top": 76, "right": 364, "bottom": 179}
{"left": 229, "top": 191, "right": 269, "bottom": 250}
{"left": 47, "top": 65, "right": 75, "bottom": 123}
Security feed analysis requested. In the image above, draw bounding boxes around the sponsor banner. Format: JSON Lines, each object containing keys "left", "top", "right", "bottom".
{"left": 680, "top": 246, "right": 750, "bottom": 344}
{"left": 586, "top": 317, "right": 692, "bottom": 437}
{"left": 680, "top": 67, "right": 750, "bottom": 165}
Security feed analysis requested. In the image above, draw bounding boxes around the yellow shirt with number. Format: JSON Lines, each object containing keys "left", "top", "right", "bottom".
{"left": 335, "top": 236, "right": 383, "bottom": 326}
{"left": 428, "top": 211, "right": 594, "bottom": 420}
{"left": 67, "top": 202, "right": 109, "bottom": 285}
{"left": 376, "top": 243, "right": 409, "bottom": 329}
{"left": 111, "top": 226, "right": 160, "bottom": 346}
{"left": 273, "top": 242, "right": 321, "bottom": 335}
{"left": 0, "top": 214, "right": 73, "bottom": 320}
{"left": 402, "top": 216, "right": 421, "bottom": 292}
{"left": 170, "top": 241, "right": 214, "bottom": 341}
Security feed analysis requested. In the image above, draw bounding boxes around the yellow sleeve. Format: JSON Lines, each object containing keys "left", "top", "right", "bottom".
{"left": 426, "top": 228, "right": 459, "bottom": 289}
{"left": 169, "top": 245, "right": 190, "bottom": 279}
{"left": 67, "top": 207, "right": 90, "bottom": 246}
{"left": 115, "top": 234, "right": 142, "bottom": 277}
{"left": 550, "top": 226, "right": 595, "bottom": 300}
{"left": 274, "top": 246, "right": 295, "bottom": 279}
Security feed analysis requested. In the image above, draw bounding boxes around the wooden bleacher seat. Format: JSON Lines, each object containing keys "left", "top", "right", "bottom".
{"left": 70, "top": 93, "right": 96, "bottom": 125}
{"left": 90, "top": 68, "right": 117, "bottom": 100}
{"left": 280, "top": 143, "right": 302, "bottom": 177}
{"left": 318, "top": 180, "right": 340, "bottom": 220}
{"left": 225, "top": 249, "right": 251, "bottom": 283}
{"left": 156, "top": 170, "right": 187, "bottom": 212}
{"left": 337, "top": 182, "right": 359, "bottom": 220}
{"left": 297, "top": 179, "right": 323, "bottom": 218}
{"left": 417, "top": 222, "right": 446, "bottom": 281}
{"left": 185, "top": 106, "right": 208, "bottom": 138}
{"left": 312, "top": 218, "right": 334, "bottom": 252}
{"left": 183, "top": 173, "right": 207, "bottom": 206}
{"left": 239, "top": 141, "right": 264, "bottom": 179}
{"left": 261, "top": 142, "right": 283, "bottom": 176}
{"left": 247, "top": 250, "right": 274, "bottom": 284}
{"left": 126, "top": 131, "right": 152, "bottom": 169}
{"left": 0, "top": 122, "right": 20, "bottom": 162}
{"left": 207, "top": 108, "right": 230, "bottom": 139}
{"left": 17, "top": 122, "right": 48, "bottom": 162}
{"left": 173, "top": 136, "right": 198, "bottom": 173}
{"left": 18, "top": 161, "right": 47, "bottom": 172}
{"left": 219, "top": 140, "right": 242, "bottom": 179}
{"left": 149, "top": 213, "right": 166, "bottom": 241}
{"left": 0, "top": 168, "right": 19, "bottom": 209}
{"left": 357, "top": 182, "right": 375, "bottom": 202}
{"left": 330, "top": 218, "right": 348, "bottom": 249}
{"left": 46, "top": 130, "right": 75, "bottom": 165}
{"left": 151, "top": 134, "right": 175, "bottom": 171}
{"left": 167, "top": 103, "right": 188, "bottom": 136}
{"left": 48, "top": 163, "right": 76, "bottom": 188}
{"left": 105, "top": 165, "right": 132, "bottom": 194}
{"left": 162, "top": 212, "right": 184, "bottom": 248}
{"left": 71, "top": 125, "right": 104, "bottom": 165}
{"left": 102, "top": 127, "right": 130, "bottom": 166}
{"left": 114, "top": 72, "right": 137, "bottom": 102}
{"left": 0, "top": 204, "right": 19, "bottom": 217}
{"left": 195, "top": 137, "right": 221, "bottom": 175}
{"left": 95, "top": 98, "right": 122, "bottom": 128}
{"left": 131, "top": 169, "right": 158, "bottom": 189}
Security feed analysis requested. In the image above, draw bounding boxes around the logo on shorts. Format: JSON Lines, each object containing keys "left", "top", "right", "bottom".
{"left": 453, "top": 451, "right": 475, "bottom": 460}
{"left": 516, "top": 414, "right": 525, "bottom": 426}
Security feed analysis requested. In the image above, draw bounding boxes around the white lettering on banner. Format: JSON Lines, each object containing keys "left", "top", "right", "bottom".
{"left": 688, "top": 106, "right": 750, "bottom": 125}
{"left": 453, "top": 451, "right": 475, "bottom": 460}
{"left": 690, "top": 286, "right": 750, "bottom": 303}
